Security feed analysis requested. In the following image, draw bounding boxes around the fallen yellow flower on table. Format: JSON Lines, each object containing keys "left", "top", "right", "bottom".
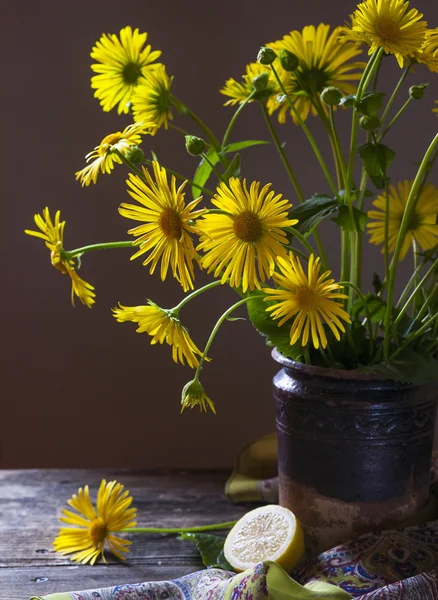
{"left": 53, "top": 480, "right": 136, "bottom": 565}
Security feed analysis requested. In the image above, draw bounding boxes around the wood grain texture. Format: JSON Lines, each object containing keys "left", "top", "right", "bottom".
{"left": 0, "top": 470, "right": 252, "bottom": 600}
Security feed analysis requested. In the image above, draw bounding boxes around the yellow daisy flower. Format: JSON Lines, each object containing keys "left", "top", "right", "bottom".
{"left": 263, "top": 253, "right": 350, "bottom": 350}
{"left": 113, "top": 302, "right": 203, "bottom": 368}
{"left": 344, "top": 0, "right": 427, "bottom": 68}
{"left": 181, "top": 379, "right": 216, "bottom": 414}
{"left": 53, "top": 480, "right": 136, "bottom": 565}
{"left": 91, "top": 26, "right": 162, "bottom": 114}
{"left": 132, "top": 64, "right": 174, "bottom": 131}
{"left": 119, "top": 162, "right": 206, "bottom": 292}
{"left": 75, "top": 121, "right": 154, "bottom": 187}
{"left": 220, "top": 62, "right": 279, "bottom": 106}
{"left": 25, "top": 208, "right": 95, "bottom": 308}
{"left": 412, "top": 28, "right": 438, "bottom": 72}
{"left": 267, "top": 24, "right": 364, "bottom": 123}
{"left": 197, "top": 178, "right": 297, "bottom": 292}
{"left": 367, "top": 181, "right": 438, "bottom": 260}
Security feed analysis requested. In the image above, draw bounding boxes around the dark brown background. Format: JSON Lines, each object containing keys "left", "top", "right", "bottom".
{"left": 2, "top": 0, "right": 437, "bottom": 468}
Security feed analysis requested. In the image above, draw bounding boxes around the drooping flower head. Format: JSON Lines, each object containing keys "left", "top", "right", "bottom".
{"left": 91, "top": 26, "right": 162, "bottom": 114}
{"left": 113, "top": 302, "right": 203, "bottom": 368}
{"left": 263, "top": 253, "right": 351, "bottom": 350}
{"left": 181, "top": 379, "right": 216, "bottom": 414}
{"left": 119, "top": 162, "right": 206, "bottom": 291}
{"left": 53, "top": 480, "right": 136, "bottom": 565}
{"left": 411, "top": 28, "right": 438, "bottom": 72}
{"left": 367, "top": 181, "right": 438, "bottom": 260}
{"left": 343, "top": 0, "right": 427, "bottom": 68}
{"left": 25, "top": 208, "right": 95, "bottom": 308}
{"left": 220, "top": 62, "right": 279, "bottom": 106}
{"left": 267, "top": 24, "right": 364, "bottom": 123}
{"left": 131, "top": 64, "right": 174, "bottom": 131}
{"left": 75, "top": 121, "right": 154, "bottom": 187}
{"left": 197, "top": 178, "right": 297, "bottom": 292}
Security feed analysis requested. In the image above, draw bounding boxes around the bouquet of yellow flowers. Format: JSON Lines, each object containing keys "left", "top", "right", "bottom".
{"left": 25, "top": 0, "right": 438, "bottom": 413}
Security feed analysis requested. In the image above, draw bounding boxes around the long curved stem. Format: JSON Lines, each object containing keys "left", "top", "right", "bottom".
{"left": 261, "top": 103, "right": 305, "bottom": 203}
{"left": 339, "top": 281, "right": 375, "bottom": 359}
{"left": 195, "top": 297, "right": 252, "bottom": 379}
{"left": 269, "top": 64, "right": 338, "bottom": 196}
{"left": 379, "top": 64, "right": 412, "bottom": 128}
{"left": 172, "top": 280, "right": 222, "bottom": 314}
{"left": 222, "top": 91, "right": 256, "bottom": 147}
{"left": 62, "top": 241, "right": 132, "bottom": 261}
{"left": 123, "top": 521, "right": 237, "bottom": 534}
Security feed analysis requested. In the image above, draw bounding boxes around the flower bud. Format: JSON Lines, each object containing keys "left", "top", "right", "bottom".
{"left": 320, "top": 86, "right": 343, "bottom": 106}
{"left": 181, "top": 379, "right": 215, "bottom": 414}
{"left": 409, "top": 84, "right": 428, "bottom": 100}
{"left": 279, "top": 49, "right": 299, "bottom": 72}
{"left": 252, "top": 71, "right": 270, "bottom": 91}
{"left": 359, "top": 115, "right": 380, "bottom": 131}
{"left": 185, "top": 135, "right": 206, "bottom": 156}
{"left": 257, "top": 47, "right": 277, "bottom": 66}
{"left": 125, "top": 146, "right": 144, "bottom": 164}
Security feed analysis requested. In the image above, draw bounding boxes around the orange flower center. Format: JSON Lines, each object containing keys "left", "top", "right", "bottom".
{"left": 89, "top": 517, "right": 107, "bottom": 545}
{"left": 375, "top": 19, "right": 400, "bottom": 41}
{"left": 100, "top": 133, "right": 122, "bottom": 154}
{"left": 233, "top": 211, "right": 262, "bottom": 243}
{"left": 296, "top": 287, "right": 317, "bottom": 311}
{"left": 159, "top": 208, "right": 183, "bottom": 239}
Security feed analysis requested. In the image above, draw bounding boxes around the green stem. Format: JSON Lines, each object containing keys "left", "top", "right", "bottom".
{"left": 389, "top": 312, "right": 438, "bottom": 361}
{"left": 416, "top": 284, "right": 438, "bottom": 323}
{"left": 384, "top": 180, "right": 390, "bottom": 286}
{"left": 222, "top": 91, "right": 256, "bottom": 147}
{"left": 394, "top": 258, "right": 438, "bottom": 328}
{"left": 383, "top": 133, "right": 438, "bottom": 360}
{"left": 172, "top": 96, "right": 226, "bottom": 166}
{"left": 329, "top": 106, "right": 347, "bottom": 187}
{"left": 286, "top": 227, "right": 316, "bottom": 259}
{"left": 114, "top": 149, "right": 147, "bottom": 180}
{"left": 123, "top": 521, "right": 237, "bottom": 534}
{"left": 172, "top": 280, "right": 222, "bottom": 314}
{"left": 200, "top": 152, "right": 229, "bottom": 187}
{"left": 195, "top": 297, "right": 252, "bottom": 379}
{"left": 396, "top": 256, "right": 428, "bottom": 308}
{"left": 354, "top": 168, "right": 369, "bottom": 290}
{"left": 142, "top": 159, "right": 215, "bottom": 197}
{"left": 378, "top": 98, "right": 412, "bottom": 140}
{"left": 380, "top": 64, "right": 412, "bottom": 128}
{"left": 261, "top": 103, "right": 304, "bottom": 203}
{"left": 269, "top": 64, "right": 338, "bottom": 196}
{"left": 62, "top": 241, "right": 132, "bottom": 261}
{"left": 339, "top": 281, "right": 375, "bottom": 359}
{"left": 169, "top": 122, "right": 190, "bottom": 136}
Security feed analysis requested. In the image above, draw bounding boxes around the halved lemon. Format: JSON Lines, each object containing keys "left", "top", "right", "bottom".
{"left": 224, "top": 504, "right": 305, "bottom": 572}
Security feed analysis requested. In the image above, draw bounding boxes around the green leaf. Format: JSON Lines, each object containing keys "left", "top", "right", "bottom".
{"left": 358, "top": 350, "right": 438, "bottom": 385}
{"left": 151, "top": 150, "right": 159, "bottom": 162}
{"left": 191, "top": 148, "right": 219, "bottom": 199}
{"left": 357, "top": 143, "right": 396, "bottom": 189}
{"left": 339, "top": 94, "right": 356, "bottom": 107}
{"left": 223, "top": 140, "right": 269, "bottom": 152}
{"left": 179, "top": 533, "right": 233, "bottom": 570}
{"left": 332, "top": 205, "right": 368, "bottom": 232}
{"left": 289, "top": 194, "right": 339, "bottom": 235}
{"left": 352, "top": 293, "right": 386, "bottom": 323}
{"left": 222, "top": 153, "right": 241, "bottom": 183}
{"left": 246, "top": 291, "right": 304, "bottom": 361}
{"left": 356, "top": 91, "right": 386, "bottom": 116}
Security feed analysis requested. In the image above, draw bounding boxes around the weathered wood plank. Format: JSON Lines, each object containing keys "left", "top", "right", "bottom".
{"left": 0, "top": 470, "right": 253, "bottom": 598}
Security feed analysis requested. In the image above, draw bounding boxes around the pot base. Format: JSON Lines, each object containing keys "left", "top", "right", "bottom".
{"left": 279, "top": 471, "right": 433, "bottom": 553}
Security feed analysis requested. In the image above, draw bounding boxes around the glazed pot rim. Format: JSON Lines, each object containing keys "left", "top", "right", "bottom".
{"left": 272, "top": 347, "right": 402, "bottom": 384}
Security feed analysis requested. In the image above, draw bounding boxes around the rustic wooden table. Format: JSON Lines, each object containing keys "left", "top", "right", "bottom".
{"left": 0, "top": 470, "right": 251, "bottom": 600}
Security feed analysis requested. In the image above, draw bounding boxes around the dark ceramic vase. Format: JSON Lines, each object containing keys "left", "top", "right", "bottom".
{"left": 272, "top": 348, "right": 438, "bottom": 553}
